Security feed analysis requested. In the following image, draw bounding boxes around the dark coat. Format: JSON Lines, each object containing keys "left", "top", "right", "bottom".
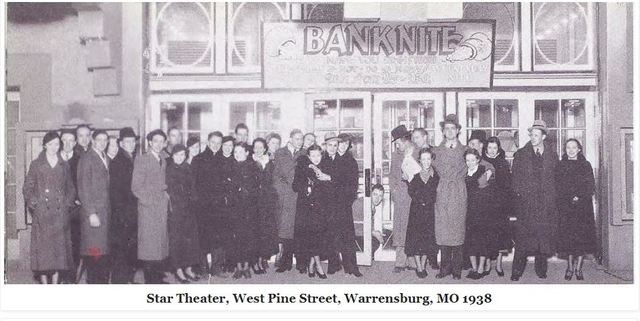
{"left": 227, "top": 160, "right": 260, "bottom": 263}
{"left": 273, "top": 145, "right": 305, "bottom": 240}
{"left": 255, "top": 158, "right": 279, "bottom": 258}
{"left": 131, "top": 152, "right": 169, "bottom": 261}
{"left": 292, "top": 156, "right": 332, "bottom": 257}
{"left": 218, "top": 153, "right": 236, "bottom": 249}
{"left": 464, "top": 165, "right": 499, "bottom": 257}
{"left": 484, "top": 150, "right": 515, "bottom": 253}
{"left": 326, "top": 151, "right": 359, "bottom": 253}
{"left": 191, "top": 147, "right": 226, "bottom": 252}
{"left": 23, "top": 151, "right": 76, "bottom": 271}
{"left": 77, "top": 148, "right": 111, "bottom": 257}
{"left": 108, "top": 149, "right": 138, "bottom": 263}
{"left": 405, "top": 171, "right": 439, "bottom": 256}
{"left": 511, "top": 141, "right": 559, "bottom": 256}
{"left": 166, "top": 161, "right": 201, "bottom": 268}
{"left": 555, "top": 155, "right": 597, "bottom": 256}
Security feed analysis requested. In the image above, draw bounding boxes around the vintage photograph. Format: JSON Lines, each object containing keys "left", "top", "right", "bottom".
{"left": 2, "top": 1, "right": 635, "bottom": 286}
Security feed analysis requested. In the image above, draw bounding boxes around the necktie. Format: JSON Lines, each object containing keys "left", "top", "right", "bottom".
{"left": 450, "top": 144, "right": 453, "bottom": 149}
{"left": 535, "top": 148, "right": 541, "bottom": 157}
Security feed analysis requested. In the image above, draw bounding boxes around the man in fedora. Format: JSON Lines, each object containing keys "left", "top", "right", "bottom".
{"left": 109, "top": 127, "right": 140, "bottom": 283}
{"left": 432, "top": 114, "right": 468, "bottom": 280}
{"left": 510, "top": 120, "right": 559, "bottom": 281}
{"left": 389, "top": 125, "right": 419, "bottom": 273}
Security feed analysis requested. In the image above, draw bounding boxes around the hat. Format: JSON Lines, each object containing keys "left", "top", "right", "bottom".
{"left": 439, "top": 114, "right": 462, "bottom": 129}
{"left": 222, "top": 135, "right": 235, "bottom": 144}
{"left": 324, "top": 132, "right": 341, "bottom": 143}
{"left": 146, "top": 129, "right": 167, "bottom": 141}
{"left": 527, "top": 120, "right": 548, "bottom": 134}
{"left": 468, "top": 130, "right": 487, "bottom": 144}
{"left": 42, "top": 131, "right": 60, "bottom": 146}
{"left": 186, "top": 136, "right": 200, "bottom": 148}
{"left": 391, "top": 125, "right": 411, "bottom": 142}
{"left": 170, "top": 144, "right": 187, "bottom": 156}
{"left": 119, "top": 127, "right": 139, "bottom": 140}
{"left": 337, "top": 133, "right": 352, "bottom": 142}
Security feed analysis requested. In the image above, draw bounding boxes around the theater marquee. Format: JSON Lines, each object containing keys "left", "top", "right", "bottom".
{"left": 263, "top": 20, "right": 495, "bottom": 89}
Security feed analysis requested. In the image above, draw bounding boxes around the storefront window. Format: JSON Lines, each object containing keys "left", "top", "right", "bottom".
{"left": 533, "top": 2, "right": 594, "bottom": 70}
{"left": 534, "top": 98, "right": 586, "bottom": 155}
{"left": 463, "top": 2, "right": 519, "bottom": 71}
{"left": 228, "top": 2, "right": 289, "bottom": 73}
{"left": 160, "top": 101, "right": 216, "bottom": 144}
{"left": 229, "top": 101, "right": 282, "bottom": 138}
{"left": 151, "top": 2, "right": 214, "bottom": 73}
{"left": 466, "top": 99, "right": 519, "bottom": 160}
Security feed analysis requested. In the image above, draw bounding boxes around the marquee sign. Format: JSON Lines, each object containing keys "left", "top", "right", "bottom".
{"left": 263, "top": 20, "right": 495, "bottom": 89}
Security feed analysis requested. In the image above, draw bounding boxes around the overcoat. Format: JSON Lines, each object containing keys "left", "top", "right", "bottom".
{"left": 166, "top": 161, "right": 200, "bottom": 268}
{"left": 389, "top": 147, "right": 419, "bottom": 247}
{"left": 555, "top": 154, "right": 597, "bottom": 256}
{"left": 77, "top": 148, "right": 111, "bottom": 256}
{"left": 483, "top": 150, "right": 515, "bottom": 253}
{"left": 464, "top": 165, "right": 499, "bottom": 257}
{"left": 227, "top": 160, "right": 260, "bottom": 263}
{"left": 217, "top": 153, "right": 236, "bottom": 249}
{"left": 273, "top": 146, "right": 304, "bottom": 240}
{"left": 131, "top": 152, "right": 169, "bottom": 261}
{"left": 23, "top": 151, "right": 76, "bottom": 271}
{"left": 191, "top": 147, "right": 226, "bottom": 251}
{"left": 432, "top": 140, "right": 468, "bottom": 246}
{"left": 404, "top": 171, "right": 439, "bottom": 256}
{"left": 327, "top": 151, "right": 359, "bottom": 254}
{"left": 108, "top": 149, "right": 138, "bottom": 265}
{"left": 292, "top": 155, "right": 332, "bottom": 257}
{"left": 511, "top": 141, "right": 559, "bottom": 256}
{"left": 255, "top": 158, "right": 279, "bottom": 258}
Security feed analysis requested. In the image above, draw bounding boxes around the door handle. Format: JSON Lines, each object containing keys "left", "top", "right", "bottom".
{"left": 365, "top": 168, "right": 371, "bottom": 197}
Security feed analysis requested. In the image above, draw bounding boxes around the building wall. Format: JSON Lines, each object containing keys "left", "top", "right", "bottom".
{"left": 598, "top": 2, "right": 634, "bottom": 272}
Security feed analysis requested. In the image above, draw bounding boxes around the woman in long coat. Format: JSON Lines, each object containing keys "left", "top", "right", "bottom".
{"left": 483, "top": 136, "right": 514, "bottom": 276}
{"left": 292, "top": 145, "right": 331, "bottom": 279}
{"left": 555, "top": 139, "right": 596, "bottom": 281}
{"left": 166, "top": 145, "right": 201, "bottom": 283}
{"left": 131, "top": 129, "right": 170, "bottom": 284}
{"left": 23, "top": 132, "right": 75, "bottom": 284}
{"left": 218, "top": 136, "right": 236, "bottom": 272}
{"left": 463, "top": 149, "right": 498, "bottom": 280}
{"left": 405, "top": 148, "right": 439, "bottom": 279}
{"left": 227, "top": 143, "right": 260, "bottom": 279}
{"left": 251, "top": 138, "right": 279, "bottom": 274}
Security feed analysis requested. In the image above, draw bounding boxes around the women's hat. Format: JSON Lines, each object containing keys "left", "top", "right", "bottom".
{"left": 391, "top": 125, "right": 411, "bottom": 142}
{"left": 527, "top": 120, "right": 548, "bottom": 134}
{"left": 324, "top": 132, "right": 341, "bottom": 142}
{"left": 186, "top": 136, "right": 200, "bottom": 148}
{"left": 170, "top": 144, "right": 187, "bottom": 156}
{"left": 468, "top": 130, "right": 487, "bottom": 144}
{"left": 222, "top": 135, "right": 235, "bottom": 144}
{"left": 439, "top": 114, "right": 461, "bottom": 129}
{"left": 337, "top": 133, "right": 352, "bottom": 142}
{"left": 42, "top": 131, "right": 60, "bottom": 146}
{"left": 119, "top": 127, "right": 139, "bottom": 140}
{"left": 146, "top": 129, "right": 167, "bottom": 141}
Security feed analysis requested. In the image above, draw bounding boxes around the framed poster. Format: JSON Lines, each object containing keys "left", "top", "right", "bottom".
{"left": 621, "top": 128, "right": 633, "bottom": 221}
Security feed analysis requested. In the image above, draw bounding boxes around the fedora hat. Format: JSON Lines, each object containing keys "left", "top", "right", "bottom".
{"left": 391, "top": 125, "right": 412, "bottom": 142}
{"left": 468, "top": 130, "right": 487, "bottom": 144}
{"left": 119, "top": 127, "right": 139, "bottom": 140}
{"left": 439, "top": 114, "right": 461, "bottom": 129}
{"left": 527, "top": 120, "right": 548, "bottom": 134}
{"left": 324, "top": 131, "right": 341, "bottom": 143}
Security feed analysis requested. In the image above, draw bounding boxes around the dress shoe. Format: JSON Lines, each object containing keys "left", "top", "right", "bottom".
{"left": 564, "top": 269, "right": 574, "bottom": 281}
{"left": 452, "top": 273, "right": 461, "bottom": 280}
{"left": 435, "top": 271, "right": 450, "bottom": 279}
{"left": 392, "top": 267, "right": 405, "bottom": 273}
{"left": 348, "top": 271, "right": 363, "bottom": 277}
{"left": 510, "top": 274, "right": 521, "bottom": 281}
{"left": 307, "top": 267, "right": 316, "bottom": 278}
{"left": 466, "top": 271, "right": 480, "bottom": 280}
{"left": 243, "top": 270, "right": 252, "bottom": 279}
{"left": 174, "top": 273, "right": 191, "bottom": 284}
{"left": 417, "top": 270, "right": 427, "bottom": 279}
{"left": 496, "top": 269, "right": 505, "bottom": 277}
{"left": 327, "top": 266, "right": 342, "bottom": 275}
{"left": 575, "top": 270, "right": 584, "bottom": 281}
{"left": 232, "top": 270, "right": 243, "bottom": 279}
{"left": 275, "top": 266, "right": 291, "bottom": 273}
{"left": 317, "top": 272, "right": 327, "bottom": 279}
{"left": 536, "top": 272, "right": 547, "bottom": 279}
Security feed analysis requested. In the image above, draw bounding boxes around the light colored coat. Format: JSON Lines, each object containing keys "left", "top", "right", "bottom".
{"left": 432, "top": 140, "right": 468, "bottom": 246}
{"left": 272, "top": 145, "right": 304, "bottom": 240}
{"left": 77, "top": 148, "right": 111, "bottom": 256}
{"left": 389, "top": 146, "right": 419, "bottom": 247}
{"left": 131, "top": 151, "right": 169, "bottom": 261}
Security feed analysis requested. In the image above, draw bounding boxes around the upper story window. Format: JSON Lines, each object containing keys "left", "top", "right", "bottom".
{"left": 532, "top": 2, "right": 595, "bottom": 71}
{"left": 227, "top": 2, "right": 290, "bottom": 73}
{"left": 303, "top": 3, "right": 343, "bottom": 21}
{"left": 150, "top": 2, "right": 215, "bottom": 74}
{"left": 463, "top": 2, "right": 520, "bottom": 71}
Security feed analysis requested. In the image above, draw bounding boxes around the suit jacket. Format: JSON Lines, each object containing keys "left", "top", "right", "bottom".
{"left": 77, "top": 148, "right": 111, "bottom": 256}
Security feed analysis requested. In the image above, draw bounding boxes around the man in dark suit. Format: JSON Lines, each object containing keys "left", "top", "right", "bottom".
{"left": 59, "top": 128, "right": 82, "bottom": 283}
{"left": 109, "top": 127, "right": 139, "bottom": 283}
{"left": 77, "top": 129, "right": 111, "bottom": 284}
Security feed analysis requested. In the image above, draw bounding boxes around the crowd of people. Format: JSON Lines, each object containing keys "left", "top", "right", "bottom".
{"left": 22, "top": 114, "right": 597, "bottom": 284}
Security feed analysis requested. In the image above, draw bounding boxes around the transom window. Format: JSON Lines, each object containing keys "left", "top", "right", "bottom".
{"left": 534, "top": 98, "right": 587, "bottom": 155}
{"left": 160, "top": 101, "right": 217, "bottom": 144}
{"left": 229, "top": 101, "right": 282, "bottom": 139}
{"left": 466, "top": 99, "right": 520, "bottom": 160}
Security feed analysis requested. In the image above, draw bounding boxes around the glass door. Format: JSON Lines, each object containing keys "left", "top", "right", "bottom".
{"left": 372, "top": 93, "right": 445, "bottom": 261}
{"left": 306, "top": 92, "right": 373, "bottom": 266}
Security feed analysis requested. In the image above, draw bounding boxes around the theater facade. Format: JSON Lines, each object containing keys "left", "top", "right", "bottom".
{"left": 5, "top": 2, "right": 634, "bottom": 277}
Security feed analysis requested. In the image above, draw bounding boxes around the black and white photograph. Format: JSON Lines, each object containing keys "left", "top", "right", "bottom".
{"left": 0, "top": 0, "right": 638, "bottom": 316}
